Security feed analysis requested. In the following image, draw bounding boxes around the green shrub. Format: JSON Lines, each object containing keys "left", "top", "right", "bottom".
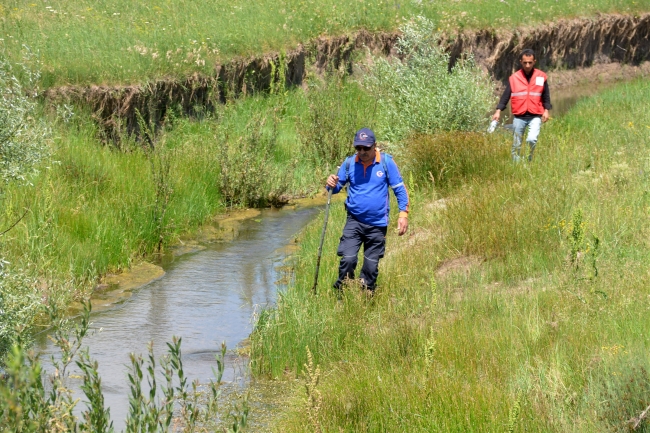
{"left": 0, "top": 261, "right": 41, "bottom": 355}
{"left": 0, "top": 50, "right": 51, "bottom": 356}
{"left": 364, "top": 16, "right": 494, "bottom": 144}
{"left": 0, "top": 303, "right": 238, "bottom": 432}
{"left": 0, "top": 49, "right": 50, "bottom": 192}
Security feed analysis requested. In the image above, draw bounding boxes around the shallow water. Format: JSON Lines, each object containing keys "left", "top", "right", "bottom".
{"left": 36, "top": 203, "right": 321, "bottom": 430}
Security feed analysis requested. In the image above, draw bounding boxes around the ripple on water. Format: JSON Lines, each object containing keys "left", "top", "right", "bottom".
{"left": 36, "top": 203, "right": 323, "bottom": 430}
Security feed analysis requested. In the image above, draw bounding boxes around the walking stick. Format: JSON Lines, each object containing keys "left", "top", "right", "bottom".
{"left": 312, "top": 167, "right": 339, "bottom": 295}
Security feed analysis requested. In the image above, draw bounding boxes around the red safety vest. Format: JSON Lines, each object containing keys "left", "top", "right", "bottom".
{"left": 509, "top": 69, "right": 547, "bottom": 116}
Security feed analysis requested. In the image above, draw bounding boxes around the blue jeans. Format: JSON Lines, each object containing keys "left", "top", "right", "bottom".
{"left": 334, "top": 214, "right": 387, "bottom": 291}
{"left": 512, "top": 116, "right": 542, "bottom": 162}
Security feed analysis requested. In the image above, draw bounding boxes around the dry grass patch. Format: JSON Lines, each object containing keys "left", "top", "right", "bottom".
{"left": 434, "top": 255, "right": 484, "bottom": 280}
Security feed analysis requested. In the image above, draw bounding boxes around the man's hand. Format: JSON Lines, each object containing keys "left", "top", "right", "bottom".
{"left": 492, "top": 109, "right": 501, "bottom": 122}
{"left": 541, "top": 109, "right": 549, "bottom": 123}
{"left": 326, "top": 175, "right": 339, "bottom": 189}
{"left": 397, "top": 217, "right": 408, "bottom": 236}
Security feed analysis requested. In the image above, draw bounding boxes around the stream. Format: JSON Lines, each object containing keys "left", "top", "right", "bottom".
{"left": 36, "top": 203, "right": 322, "bottom": 430}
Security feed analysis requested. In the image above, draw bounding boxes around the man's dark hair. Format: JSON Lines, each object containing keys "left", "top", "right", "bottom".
{"left": 519, "top": 49, "right": 536, "bottom": 61}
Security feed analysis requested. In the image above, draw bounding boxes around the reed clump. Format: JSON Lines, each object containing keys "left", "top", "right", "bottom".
{"left": 402, "top": 131, "right": 505, "bottom": 190}
{"left": 296, "top": 75, "right": 376, "bottom": 174}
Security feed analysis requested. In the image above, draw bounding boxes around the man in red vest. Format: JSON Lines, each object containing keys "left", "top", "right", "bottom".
{"left": 492, "top": 49, "right": 552, "bottom": 162}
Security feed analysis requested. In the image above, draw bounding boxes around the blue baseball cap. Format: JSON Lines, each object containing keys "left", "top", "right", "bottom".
{"left": 353, "top": 128, "right": 376, "bottom": 147}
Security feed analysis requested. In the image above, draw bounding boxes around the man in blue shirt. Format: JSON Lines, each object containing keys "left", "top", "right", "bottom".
{"left": 326, "top": 128, "right": 410, "bottom": 293}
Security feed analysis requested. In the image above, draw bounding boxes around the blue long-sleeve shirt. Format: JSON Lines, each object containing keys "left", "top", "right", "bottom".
{"left": 332, "top": 151, "right": 409, "bottom": 227}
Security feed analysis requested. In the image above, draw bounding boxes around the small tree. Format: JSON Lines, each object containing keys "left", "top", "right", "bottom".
{"left": 364, "top": 16, "right": 494, "bottom": 144}
{"left": 0, "top": 48, "right": 50, "bottom": 194}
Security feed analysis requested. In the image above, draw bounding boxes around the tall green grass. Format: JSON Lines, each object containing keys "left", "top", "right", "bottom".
{"left": 0, "top": 77, "right": 375, "bottom": 335}
{"left": 1, "top": 0, "right": 649, "bottom": 86}
{"left": 250, "top": 78, "right": 650, "bottom": 432}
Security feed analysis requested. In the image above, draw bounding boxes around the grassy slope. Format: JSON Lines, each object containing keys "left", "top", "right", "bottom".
{"left": 1, "top": 117, "right": 222, "bottom": 297}
{"left": 0, "top": 81, "right": 375, "bottom": 304}
{"left": 250, "top": 78, "right": 650, "bottom": 432}
{"left": 1, "top": 0, "right": 649, "bottom": 87}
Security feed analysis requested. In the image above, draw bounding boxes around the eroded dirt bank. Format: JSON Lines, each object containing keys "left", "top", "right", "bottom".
{"left": 44, "top": 13, "right": 650, "bottom": 139}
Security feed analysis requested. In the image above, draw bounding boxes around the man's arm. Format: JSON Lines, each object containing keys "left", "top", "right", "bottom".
{"left": 326, "top": 163, "right": 348, "bottom": 193}
{"left": 492, "top": 81, "right": 512, "bottom": 121}
{"left": 541, "top": 81, "right": 552, "bottom": 122}
{"left": 386, "top": 157, "right": 409, "bottom": 236}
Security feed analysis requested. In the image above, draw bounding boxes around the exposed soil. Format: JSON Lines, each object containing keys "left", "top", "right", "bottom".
{"left": 435, "top": 255, "right": 484, "bottom": 280}
{"left": 446, "top": 13, "right": 650, "bottom": 82}
{"left": 43, "top": 13, "right": 650, "bottom": 140}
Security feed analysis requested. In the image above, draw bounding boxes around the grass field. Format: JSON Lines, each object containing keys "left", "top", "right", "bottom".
{"left": 250, "top": 78, "right": 650, "bottom": 432}
{"left": 2, "top": 4, "right": 650, "bottom": 428}
{"left": 1, "top": 0, "right": 649, "bottom": 87}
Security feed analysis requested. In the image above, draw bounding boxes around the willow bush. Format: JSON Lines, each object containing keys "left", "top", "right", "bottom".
{"left": 0, "top": 50, "right": 51, "bottom": 354}
{"left": 364, "top": 16, "right": 494, "bottom": 145}
{"left": 0, "top": 50, "right": 50, "bottom": 190}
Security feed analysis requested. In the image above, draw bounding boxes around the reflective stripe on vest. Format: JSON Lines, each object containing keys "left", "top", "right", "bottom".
{"left": 509, "top": 69, "right": 547, "bottom": 116}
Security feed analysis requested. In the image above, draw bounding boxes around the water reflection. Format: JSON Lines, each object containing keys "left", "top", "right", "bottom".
{"left": 36, "top": 204, "right": 321, "bottom": 429}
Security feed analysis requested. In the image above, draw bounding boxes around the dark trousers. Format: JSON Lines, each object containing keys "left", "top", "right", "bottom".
{"left": 334, "top": 214, "right": 387, "bottom": 291}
